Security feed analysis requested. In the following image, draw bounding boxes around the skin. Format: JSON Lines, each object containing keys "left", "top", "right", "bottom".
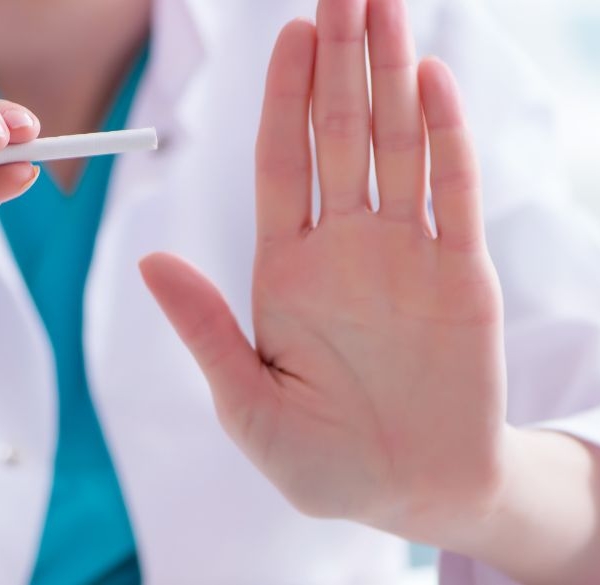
{"left": 0, "top": 0, "right": 599, "bottom": 583}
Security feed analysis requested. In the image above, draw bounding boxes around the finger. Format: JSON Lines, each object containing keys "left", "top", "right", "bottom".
{"left": 419, "top": 58, "right": 484, "bottom": 252}
{"left": 0, "top": 101, "right": 41, "bottom": 203}
{"left": 312, "top": 0, "right": 371, "bottom": 217}
{"left": 0, "top": 114, "right": 7, "bottom": 150}
{"left": 368, "top": 0, "right": 427, "bottom": 225}
{"left": 0, "top": 164, "right": 40, "bottom": 203}
{"left": 139, "top": 253, "right": 277, "bottom": 444}
{"left": 256, "top": 19, "right": 316, "bottom": 243}
{"left": 0, "top": 100, "right": 40, "bottom": 145}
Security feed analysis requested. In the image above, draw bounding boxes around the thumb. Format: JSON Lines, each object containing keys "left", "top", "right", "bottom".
{"left": 139, "top": 252, "right": 271, "bottom": 436}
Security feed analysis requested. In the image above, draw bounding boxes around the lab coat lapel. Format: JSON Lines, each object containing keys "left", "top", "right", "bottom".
{"left": 82, "top": 2, "right": 283, "bottom": 581}
{"left": 0, "top": 206, "right": 57, "bottom": 585}
{"left": 82, "top": 0, "right": 210, "bottom": 581}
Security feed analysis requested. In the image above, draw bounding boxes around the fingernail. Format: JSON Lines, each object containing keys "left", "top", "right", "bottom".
{"left": 2, "top": 109, "right": 35, "bottom": 130}
{"left": 0, "top": 120, "right": 7, "bottom": 140}
{"left": 22, "top": 165, "right": 41, "bottom": 191}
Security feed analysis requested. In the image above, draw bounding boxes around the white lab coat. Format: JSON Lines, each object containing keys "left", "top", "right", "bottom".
{"left": 1, "top": 0, "right": 598, "bottom": 584}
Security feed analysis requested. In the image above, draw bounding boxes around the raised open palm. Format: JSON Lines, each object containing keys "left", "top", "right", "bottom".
{"left": 141, "top": 0, "right": 509, "bottom": 544}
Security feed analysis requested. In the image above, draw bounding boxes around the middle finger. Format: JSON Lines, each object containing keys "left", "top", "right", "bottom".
{"left": 312, "top": 0, "right": 371, "bottom": 218}
{"left": 368, "top": 0, "right": 427, "bottom": 226}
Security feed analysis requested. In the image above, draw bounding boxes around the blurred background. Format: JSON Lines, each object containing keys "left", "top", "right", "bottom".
{"left": 486, "top": 0, "right": 600, "bottom": 217}
{"left": 408, "top": 0, "right": 600, "bottom": 581}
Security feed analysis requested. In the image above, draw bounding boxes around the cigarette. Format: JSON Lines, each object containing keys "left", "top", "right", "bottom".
{"left": 0, "top": 128, "right": 158, "bottom": 165}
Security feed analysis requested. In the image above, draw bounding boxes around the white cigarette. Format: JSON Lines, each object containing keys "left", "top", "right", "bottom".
{"left": 0, "top": 128, "right": 158, "bottom": 165}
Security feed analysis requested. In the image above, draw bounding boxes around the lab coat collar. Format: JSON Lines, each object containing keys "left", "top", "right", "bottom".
{"left": 148, "top": 0, "right": 207, "bottom": 134}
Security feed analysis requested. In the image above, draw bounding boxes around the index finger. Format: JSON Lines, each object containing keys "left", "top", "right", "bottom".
{"left": 0, "top": 100, "right": 40, "bottom": 148}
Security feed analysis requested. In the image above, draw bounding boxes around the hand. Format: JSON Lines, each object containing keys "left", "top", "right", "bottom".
{"left": 0, "top": 101, "right": 41, "bottom": 202}
{"left": 141, "top": 0, "right": 508, "bottom": 547}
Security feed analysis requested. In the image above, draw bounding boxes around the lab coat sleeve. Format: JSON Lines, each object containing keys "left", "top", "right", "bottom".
{"left": 425, "top": 1, "right": 600, "bottom": 584}
{"left": 534, "top": 407, "right": 600, "bottom": 445}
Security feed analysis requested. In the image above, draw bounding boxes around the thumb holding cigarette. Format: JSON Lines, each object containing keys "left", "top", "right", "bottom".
{"left": 0, "top": 100, "right": 41, "bottom": 203}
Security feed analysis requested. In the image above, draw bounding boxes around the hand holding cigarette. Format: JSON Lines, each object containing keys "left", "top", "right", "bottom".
{"left": 0, "top": 99, "right": 157, "bottom": 203}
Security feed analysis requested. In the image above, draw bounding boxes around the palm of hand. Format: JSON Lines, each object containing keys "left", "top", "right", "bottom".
{"left": 142, "top": 0, "right": 508, "bottom": 542}
{"left": 253, "top": 211, "right": 505, "bottom": 529}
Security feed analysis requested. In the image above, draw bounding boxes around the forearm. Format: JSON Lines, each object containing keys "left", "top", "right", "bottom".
{"left": 458, "top": 427, "right": 600, "bottom": 585}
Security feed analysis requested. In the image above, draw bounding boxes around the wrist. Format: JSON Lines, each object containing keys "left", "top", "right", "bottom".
{"left": 453, "top": 425, "right": 600, "bottom": 585}
{"left": 363, "top": 426, "right": 513, "bottom": 551}
{"left": 446, "top": 425, "right": 523, "bottom": 554}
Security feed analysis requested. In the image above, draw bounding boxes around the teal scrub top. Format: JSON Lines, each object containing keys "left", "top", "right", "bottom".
{"left": 0, "top": 44, "right": 149, "bottom": 585}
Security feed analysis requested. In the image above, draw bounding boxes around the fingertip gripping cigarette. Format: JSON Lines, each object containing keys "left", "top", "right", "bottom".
{"left": 0, "top": 128, "right": 158, "bottom": 165}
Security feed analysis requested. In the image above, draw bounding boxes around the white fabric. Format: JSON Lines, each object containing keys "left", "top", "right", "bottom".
{"left": 0, "top": 0, "right": 598, "bottom": 584}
